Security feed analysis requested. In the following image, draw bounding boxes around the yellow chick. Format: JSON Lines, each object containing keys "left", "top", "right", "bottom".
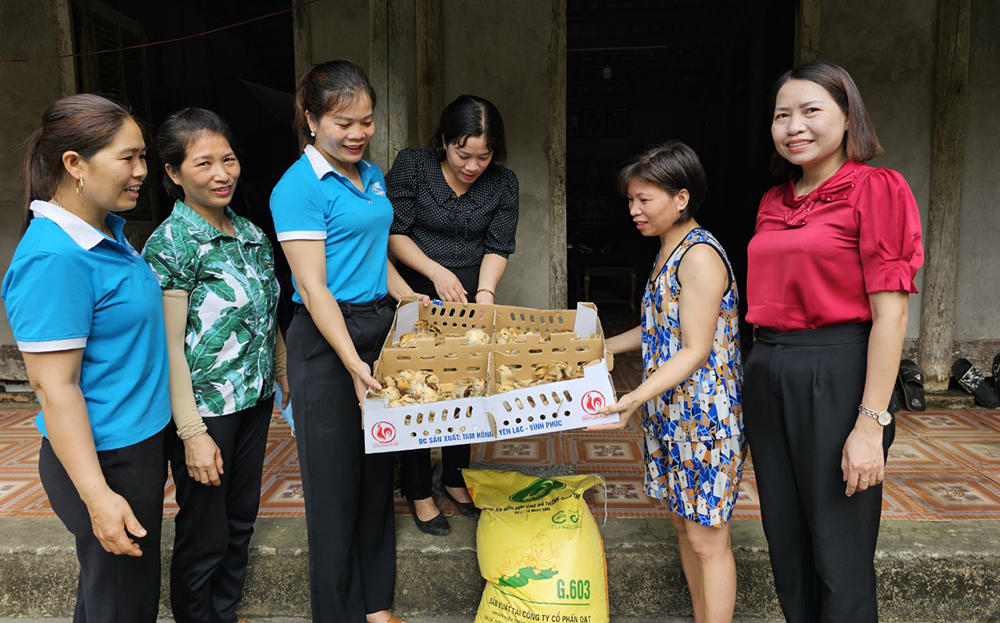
{"left": 464, "top": 328, "right": 490, "bottom": 345}
{"left": 380, "top": 386, "right": 402, "bottom": 403}
{"left": 455, "top": 377, "right": 486, "bottom": 397}
{"left": 497, "top": 364, "right": 516, "bottom": 386}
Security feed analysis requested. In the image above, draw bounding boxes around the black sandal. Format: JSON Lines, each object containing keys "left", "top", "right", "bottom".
{"left": 992, "top": 353, "right": 1000, "bottom": 397}
{"left": 952, "top": 358, "right": 1000, "bottom": 408}
{"left": 897, "top": 359, "right": 926, "bottom": 412}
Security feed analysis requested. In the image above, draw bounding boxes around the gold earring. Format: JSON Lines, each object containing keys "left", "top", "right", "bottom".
{"left": 77, "top": 177, "right": 84, "bottom": 196}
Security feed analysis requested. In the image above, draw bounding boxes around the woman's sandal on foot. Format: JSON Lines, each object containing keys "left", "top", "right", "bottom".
{"left": 952, "top": 358, "right": 1000, "bottom": 408}
{"left": 897, "top": 359, "right": 926, "bottom": 412}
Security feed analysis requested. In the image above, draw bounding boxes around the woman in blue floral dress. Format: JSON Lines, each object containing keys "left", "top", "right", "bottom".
{"left": 596, "top": 141, "right": 745, "bottom": 623}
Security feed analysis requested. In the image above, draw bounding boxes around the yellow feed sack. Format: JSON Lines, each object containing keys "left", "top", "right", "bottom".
{"left": 464, "top": 469, "right": 609, "bottom": 623}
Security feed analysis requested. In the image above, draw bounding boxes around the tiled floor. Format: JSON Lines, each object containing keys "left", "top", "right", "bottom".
{"left": 2, "top": 354, "right": 1000, "bottom": 520}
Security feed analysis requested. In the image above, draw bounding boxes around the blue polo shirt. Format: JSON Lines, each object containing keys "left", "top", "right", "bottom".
{"left": 270, "top": 145, "right": 393, "bottom": 304}
{"left": 1, "top": 201, "right": 171, "bottom": 451}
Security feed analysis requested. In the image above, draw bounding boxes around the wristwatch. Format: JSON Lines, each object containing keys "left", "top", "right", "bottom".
{"left": 858, "top": 404, "right": 892, "bottom": 426}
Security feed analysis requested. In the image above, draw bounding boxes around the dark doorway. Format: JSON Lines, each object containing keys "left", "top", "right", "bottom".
{"left": 70, "top": 0, "right": 297, "bottom": 242}
{"left": 566, "top": 1, "right": 796, "bottom": 343}
{"left": 71, "top": 0, "right": 298, "bottom": 322}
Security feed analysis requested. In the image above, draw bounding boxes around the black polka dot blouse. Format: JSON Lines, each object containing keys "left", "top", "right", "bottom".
{"left": 385, "top": 147, "right": 519, "bottom": 268}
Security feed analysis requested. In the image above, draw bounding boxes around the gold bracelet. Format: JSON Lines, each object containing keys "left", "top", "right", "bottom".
{"left": 476, "top": 288, "right": 495, "bottom": 297}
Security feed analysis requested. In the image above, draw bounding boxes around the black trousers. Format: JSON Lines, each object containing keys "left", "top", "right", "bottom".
{"left": 287, "top": 300, "right": 396, "bottom": 622}
{"left": 395, "top": 262, "right": 478, "bottom": 499}
{"left": 38, "top": 428, "right": 166, "bottom": 623}
{"left": 167, "top": 398, "right": 273, "bottom": 623}
{"left": 743, "top": 323, "right": 894, "bottom": 623}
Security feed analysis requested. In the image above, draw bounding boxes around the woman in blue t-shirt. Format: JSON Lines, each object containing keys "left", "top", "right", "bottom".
{"left": 269, "top": 60, "right": 421, "bottom": 623}
{"left": 1, "top": 94, "right": 171, "bottom": 622}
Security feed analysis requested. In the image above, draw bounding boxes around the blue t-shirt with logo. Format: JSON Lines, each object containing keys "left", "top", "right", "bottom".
{"left": 2, "top": 201, "right": 171, "bottom": 451}
{"left": 270, "top": 145, "right": 393, "bottom": 304}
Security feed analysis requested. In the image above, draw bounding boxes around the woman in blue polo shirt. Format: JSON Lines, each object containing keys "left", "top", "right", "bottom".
{"left": 143, "top": 108, "right": 286, "bottom": 623}
{"left": 2, "top": 94, "right": 170, "bottom": 622}
{"left": 270, "top": 60, "right": 420, "bottom": 623}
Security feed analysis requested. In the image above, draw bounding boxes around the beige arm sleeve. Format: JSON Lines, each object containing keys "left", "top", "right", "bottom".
{"left": 162, "top": 290, "right": 208, "bottom": 440}
{"left": 275, "top": 328, "right": 287, "bottom": 377}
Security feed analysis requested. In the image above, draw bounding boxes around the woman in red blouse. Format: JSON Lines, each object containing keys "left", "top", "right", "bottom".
{"left": 744, "top": 61, "right": 923, "bottom": 623}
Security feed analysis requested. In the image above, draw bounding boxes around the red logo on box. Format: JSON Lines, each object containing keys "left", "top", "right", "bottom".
{"left": 372, "top": 421, "right": 396, "bottom": 443}
{"left": 581, "top": 391, "right": 606, "bottom": 415}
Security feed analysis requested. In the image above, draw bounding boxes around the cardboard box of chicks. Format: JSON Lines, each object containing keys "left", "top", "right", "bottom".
{"left": 363, "top": 299, "right": 619, "bottom": 453}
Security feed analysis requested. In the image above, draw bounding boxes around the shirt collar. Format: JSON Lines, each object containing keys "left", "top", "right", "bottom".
{"left": 783, "top": 160, "right": 867, "bottom": 207}
{"left": 303, "top": 144, "right": 374, "bottom": 189}
{"left": 423, "top": 148, "right": 492, "bottom": 208}
{"left": 171, "top": 200, "right": 253, "bottom": 243}
{"left": 30, "top": 200, "right": 126, "bottom": 251}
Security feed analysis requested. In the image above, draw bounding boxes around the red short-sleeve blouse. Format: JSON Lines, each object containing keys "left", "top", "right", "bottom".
{"left": 746, "top": 161, "right": 924, "bottom": 331}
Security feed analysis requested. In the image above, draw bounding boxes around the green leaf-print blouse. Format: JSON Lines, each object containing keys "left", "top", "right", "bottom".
{"left": 143, "top": 200, "right": 279, "bottom": 417}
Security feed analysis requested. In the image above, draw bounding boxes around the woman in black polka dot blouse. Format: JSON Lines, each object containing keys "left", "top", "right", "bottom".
{"left": 386, "top": 94, "right": 519, "bottom": 536}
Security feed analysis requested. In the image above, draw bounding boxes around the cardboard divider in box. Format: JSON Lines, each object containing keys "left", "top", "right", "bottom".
{"left": 487, "top": 335, "right": 619, "bottom": 438}
{"left": 382, "top": 299, "right": 496, "bottom": 352}
{"left": 492, "top": 302, "right": 612, "bottom": 367}
{"left": 363, "top": 333, "right": 495, "bottom": 454}
{"left": 493, "top": 303, "right": 593, "bottom": 342}
{"left": 486, "top": 302, "right": 619, "bottom": 436}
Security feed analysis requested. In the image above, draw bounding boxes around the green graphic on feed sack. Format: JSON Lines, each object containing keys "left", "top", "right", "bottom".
{"left": 550, "top": 509, "right": 581, "bottom": 530}
{"left": 508, "top": 478, "right": 567, "bottom": 503}
{"left": 494, "top": 532, "right": 561, "bottom": 588}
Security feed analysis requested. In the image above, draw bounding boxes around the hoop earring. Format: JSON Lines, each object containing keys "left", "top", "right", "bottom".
{"left": 76, "top": 177, "right": 84, "bottom": 196}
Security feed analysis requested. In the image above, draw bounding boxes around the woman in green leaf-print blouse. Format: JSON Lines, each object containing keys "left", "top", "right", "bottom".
{"left": 142, "top": 108, "right": 287, "bottom": 623}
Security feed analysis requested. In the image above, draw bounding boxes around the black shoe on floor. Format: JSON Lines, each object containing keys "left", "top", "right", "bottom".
{"left": 443, "top": 487, "right": 481, "bottom": 519}
{"left": 406, "top": 498, "right": 450, "bottom": 536}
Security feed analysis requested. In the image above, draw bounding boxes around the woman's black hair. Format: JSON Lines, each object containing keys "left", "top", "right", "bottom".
{"left": 294, "top": 59, "right": 377, "bottom": 141}
{"left": 21, "top": 93, "right": 138, "bottom": 232}
{"left": 617, "top": 140, "right": 707, "bottom": 223}
{"left": 158, "top": 108, "right": 236, "bottom": 202}
{"left": 426, "top": 95, "right": 507, "bottom": 167}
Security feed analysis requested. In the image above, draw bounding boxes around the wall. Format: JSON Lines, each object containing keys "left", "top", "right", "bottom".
{"left": 819, "top": 0, "right": 937, "bottom": 339}
{"left": 304, "top": 0, "right": 370, "bottom": 70}
{"left": 440, "top": 0, "right": 555, "bottom": 308}
{"left": 954, "top": 0, "right": 1000, "bottom": 343}
{"left": 299, "top": 0, "right": 556, "bottom": 308}
{"left": 0, "top": 0, "right": 72, "bottom": 380}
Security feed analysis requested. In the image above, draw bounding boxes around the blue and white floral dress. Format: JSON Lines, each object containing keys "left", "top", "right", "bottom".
{"left": 641, "top": 228, "right": 745, "bottom": 527}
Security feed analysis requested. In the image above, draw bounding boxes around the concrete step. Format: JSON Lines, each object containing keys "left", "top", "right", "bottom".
{"left": 1, "top": 517, "right": 998, "bottom": 622}
{"left": 924, "top": 388, "right": 977, "bottom": 409}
